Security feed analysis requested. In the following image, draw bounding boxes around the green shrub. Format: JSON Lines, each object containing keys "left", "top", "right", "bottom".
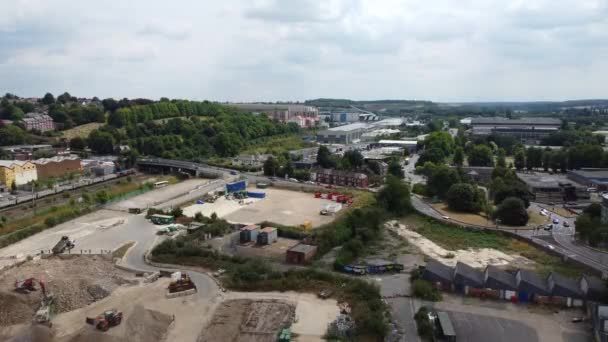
{"left": 414, "top": 307, "right": 434, "bottom": 340}
{"left": 412, "top": 279, "right": 442, "bottom": 301}
{"left": 412, "top": 183, "right": 428, "bottom": 196}
{"left": 44, "top": 217, "right": 57, "bottom": 227}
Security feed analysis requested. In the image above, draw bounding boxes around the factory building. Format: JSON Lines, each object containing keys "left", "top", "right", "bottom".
{"left": 469, "top": 117, "right": 561, "bottom": 144}
{"left": 316, "top": 123, "right": 370, "bottom": 144}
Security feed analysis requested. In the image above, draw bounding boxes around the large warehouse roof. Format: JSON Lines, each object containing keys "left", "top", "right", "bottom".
{"left": 471, "top": 117, "right": 561, "bottom": 126}
{"left": 327, "top": 123, "right": 370, "bottom": 132}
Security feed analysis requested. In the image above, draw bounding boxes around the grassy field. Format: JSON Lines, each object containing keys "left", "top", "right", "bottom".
{"left": 61, "top": 122, "right": 104, "bottom": 140}
{"left": 431, "top": 203, "right": 537, "bottom": 230}
{"left": 402, "top": 214, "right": 585, "bottom": 278}
{"left": 241, "top": 135, "right": 315, "bottom": 155}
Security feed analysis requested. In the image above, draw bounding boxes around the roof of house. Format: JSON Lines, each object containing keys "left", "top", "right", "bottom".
{"left": 454, "top": 262, "right": 484, "bottom": 287}
{"left": 0, "top": 160, "right": 34, "bottom": 168}
{"left": 549, "top": 273, "right": 584, "bottom": 298}
{"left": 288, "top": 243, "right": 317, "bottom": 254}
{"left": 485, "top": 266, "right": 517, "bottom": 290}
{"left": 423, "top": 259, "right": 454, "bottom": 282}
{"left": 517, "top": 269, "right": 550, "bottom": 295}
{"left": 261, "top": 227, "right": 276, "bottom": 233}
{"left": 242, "top": 224, "right": 260, "bottom": 231}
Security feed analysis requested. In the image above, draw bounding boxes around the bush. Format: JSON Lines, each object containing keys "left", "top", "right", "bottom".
{"left": 412, "top": 183, "right": 427, "bottom": 196}
{"left": 412, "top": 279, "right": 442, "bottom": 301}
{"left": 494, "top": 197, "right": 529, "bottom": 226}
{"left": 44, "top": 217, "right": 57, "bottom": 227}
{"left": 414, "top": 307, "right": 434, "bottom": 340}
{"left": 446, "top": 183, "right": 484, "bottom": 213}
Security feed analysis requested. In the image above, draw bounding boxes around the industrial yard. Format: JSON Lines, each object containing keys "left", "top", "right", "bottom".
{"left": 183, "top": 187, "right": 338, "bottom": 227}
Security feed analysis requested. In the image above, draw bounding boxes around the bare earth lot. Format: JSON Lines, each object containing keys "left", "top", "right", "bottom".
{"left": 224, "top": 188, "right": 336, "bottom": 227}
{"left": 108, "top": 179, "right": 210, "bottom": 211}
{"left": 184, "top": 188, "right": 336, "bottom": 227}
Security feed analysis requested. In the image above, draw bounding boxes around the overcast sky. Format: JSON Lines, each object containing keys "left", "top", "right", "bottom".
{"left": 1, "top": 0, "right": 607, "bottom": 102}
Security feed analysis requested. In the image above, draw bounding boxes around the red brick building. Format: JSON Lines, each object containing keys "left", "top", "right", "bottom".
{"left": 285, "top": 244, "right": 317, "bottom": 265}
{"left": 33, "top": 156, "right": 82, "bottom": 180}
{"left": 311, "top": 168, "right": 369, "bottom": 188}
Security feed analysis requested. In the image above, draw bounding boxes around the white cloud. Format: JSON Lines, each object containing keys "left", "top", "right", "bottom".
{"left": 0, "top": 0, "right": 606, "bottom": 101}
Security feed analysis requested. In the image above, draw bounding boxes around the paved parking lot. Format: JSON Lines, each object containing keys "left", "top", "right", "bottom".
{"left": 446, "top": 311, "right": 538, "bottom": 342}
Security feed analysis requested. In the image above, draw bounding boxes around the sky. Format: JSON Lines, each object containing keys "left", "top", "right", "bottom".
{"left": 0, "top": 0, "right": 607, "bottom": 102}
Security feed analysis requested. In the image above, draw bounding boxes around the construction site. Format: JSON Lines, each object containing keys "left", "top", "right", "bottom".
{"left": 0, "top": 177, "right": 348, "bottom": 342}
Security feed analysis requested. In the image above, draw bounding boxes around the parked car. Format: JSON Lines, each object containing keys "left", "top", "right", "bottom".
{"left": 539, "top": 210, "right": 548, "bottom": 216}
{"left": 553, "top": 219, "right": 560, "bottom": 225}
{"left": 563, "top": 222, "right": 570, "bottom": 228}
{"left": 441, "top": 215, "right": 450, "bottom": 220}
{"left": 543, "top": 224, "right": 553, "bottom": 231}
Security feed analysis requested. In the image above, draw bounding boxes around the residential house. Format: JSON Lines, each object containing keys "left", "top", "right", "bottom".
{"left": 21, "top": 113, "right": 55, "bottom": 132}
{"left": 310, "top": 168, "right": 368, "bottom": 188}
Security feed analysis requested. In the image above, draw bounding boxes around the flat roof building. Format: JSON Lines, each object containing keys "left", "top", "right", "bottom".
{"left": 316, "top": 123, "right": 371, "bottom": 144}
{"left": 517, "top": 173, "right": 588, "bottom": 204}
{"left": 568, "top": 169, "right": 608, "bottom": 191}
{"left": 470, "top": 117, "right": 561, "bottom": 144}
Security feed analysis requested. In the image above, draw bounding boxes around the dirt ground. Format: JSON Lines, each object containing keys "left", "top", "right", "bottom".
{"left": 0, "top": 255, "right": 134, "bottom": 327}
{"left": 2, "top": 278, "right": 219, "bottom": 342}
{"left": 224, "top": 188, "right": 337, "bottom": 227}
{"left": 235, "top": 238, "right": 300, "bottom": 262}
{"left": 388, "top": 221, "right": 534, "bottom": 269}
{"left": 198, "top": 299, "right": 295, "bottom": 342}
{"left": 183, "top": 187, "right": 337, "bottom": 227}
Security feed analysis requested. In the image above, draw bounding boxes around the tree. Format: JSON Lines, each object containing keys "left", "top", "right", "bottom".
{"left": 446, "top": 183, "right": 484, "bottom": 213}
{"left": 525, "top": 147, "right": 543, "bottom": 170}
{"left": 283, "top": 159, "right": 294, "bottom": 178}
{"left": 57, "top": 92, "right": 72, "bottom": 104}
{"left": 69, "top": 137, "right": 86, "bottom": 150}
{"left": 453, "top": 147, "right": 464, "bottom": 167}
{"left": 263, "top": 157, "right": 279, "bottom": 176}
{"left": 41, "top": 92, "right": 55, "bottom": 105}
{"left": 426, "top": 164, "right": 460, "bottom": 198}
{"left": 416, "top": 147, "right": 445, "bottom": 167}
{"left": 10, "top": 180, "right": 17, "bottom": 192}
{"left": 468, "top": 144, "right": 494, "bottom": 167}
{"left": 496, "top": 148, "right": 506, "bottom": 168}
{"left": 387, "top": 159, "right": 404, "bottom": 179}
{"left": 514, "top": 148, "right": 525, "bottom": 170}
{"left": 4, "top": 104, "right": 24, "bottom": 121}
{"left": 317, "top": 146, "right": 336, "bottom": 168}
{"left": 494, "top": 197, "right": 529, "bottom": 226}
{"left": 0, "top": 125, "right": 27, "bottom": 146}
{"left": 343, "top": 150, "right": 364, "bottom": 169}
{"left": 584, "top": 203, "right": 602, "bottom": 219}
{"left": 424, "top": 131, "right": 454, "bottom": 156}
{"left": 377, "top": 175, "right": 411, "bottom": 216}
{"left": 87, "top": 129, "right": 115, "bottom": 155}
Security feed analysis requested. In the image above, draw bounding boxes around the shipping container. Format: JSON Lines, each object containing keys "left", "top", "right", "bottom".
{"left": 247, "top": 191, "right": 266, "bottom": 199}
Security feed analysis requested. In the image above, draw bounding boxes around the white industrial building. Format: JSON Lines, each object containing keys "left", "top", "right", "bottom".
{"left": 316, "top": 123, "right": 371, "bottom": 144}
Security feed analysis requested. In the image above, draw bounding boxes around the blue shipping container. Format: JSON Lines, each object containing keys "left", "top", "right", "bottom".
{"left": 226, "top": 181, "right": 247, "bottom": 193}
{"left": 247, "top": 191, "right": 266, "bottom": 199}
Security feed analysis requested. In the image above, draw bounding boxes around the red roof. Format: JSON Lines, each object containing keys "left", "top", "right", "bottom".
{"left": 261, "top": 227, "right": 276, "bottom": 233}
{"left": 242, "top": 224, "right": 260, "bottom": 231}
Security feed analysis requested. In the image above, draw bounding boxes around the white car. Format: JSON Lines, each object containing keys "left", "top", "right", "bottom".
{"left": 442, "top": 215, "right": 450, "bottom": 220}
{"left": 539, "top": 210, "right": 547, "bottom": 216}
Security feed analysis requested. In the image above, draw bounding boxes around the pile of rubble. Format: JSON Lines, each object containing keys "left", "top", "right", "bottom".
{"left": 0, "top": 255, "right": 135, "bottom": 325}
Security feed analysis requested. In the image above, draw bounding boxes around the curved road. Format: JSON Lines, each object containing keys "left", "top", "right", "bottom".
{"left": 119, "top": 214, "right": 219, "bottom": 299}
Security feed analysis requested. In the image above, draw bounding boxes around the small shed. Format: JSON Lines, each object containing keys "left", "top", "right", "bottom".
{"left": 240, "top": 224, "right": 260, "bottom": 243}
{"left": 257, "top": 227, "right": 278, "bottom": 245}
{"left": 422, "top": 259, "right": 454, "bottom": 291}
{"left": 150, "top": 214, "right": 174, "bottom": 225}
{"left": 547, "top": 273, "right": 584, "bottom": 307}
{"left": 484, "top": 265, "right": 517, "bottom": 300}
{"left": 286, "top": 244, "right": 317, "bottom": 264}
{"left": 187, "top": 221, "right": 205, "bottom": 234}
{"left": 580, "top": 274, "right": 607, "bottom": 302}
{"left": 516, "top": 269, "right": 550, "bottom": 302}
{"left": 453, "top": 262, "right": 484, "bottom": 295}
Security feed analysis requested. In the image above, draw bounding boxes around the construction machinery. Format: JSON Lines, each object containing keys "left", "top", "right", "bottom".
{"left": 86, "top": 309, "right": 123, "bottom": 331}
{"left": 15, "top": 278, "right": 55, "bottom": 327}
{"left": 52, "top": 236, "right": 75, "bottom": 254}
{"left": 168, "top": 272, "right": 196, "bottom": 293}
{"left": 299, "top": 220, "right": 312, "bottom": 230}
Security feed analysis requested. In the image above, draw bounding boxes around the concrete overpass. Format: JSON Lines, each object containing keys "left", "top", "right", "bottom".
{"left": 137, "top": 158, "right": 225, "bottom": 179}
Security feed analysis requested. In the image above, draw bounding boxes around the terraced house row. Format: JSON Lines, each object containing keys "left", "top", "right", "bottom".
{"left": 0, "top": 156, "right": 82, "bottom": 189}
{"left": 422, "top": 259, "right": 607, "bottom": 307}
